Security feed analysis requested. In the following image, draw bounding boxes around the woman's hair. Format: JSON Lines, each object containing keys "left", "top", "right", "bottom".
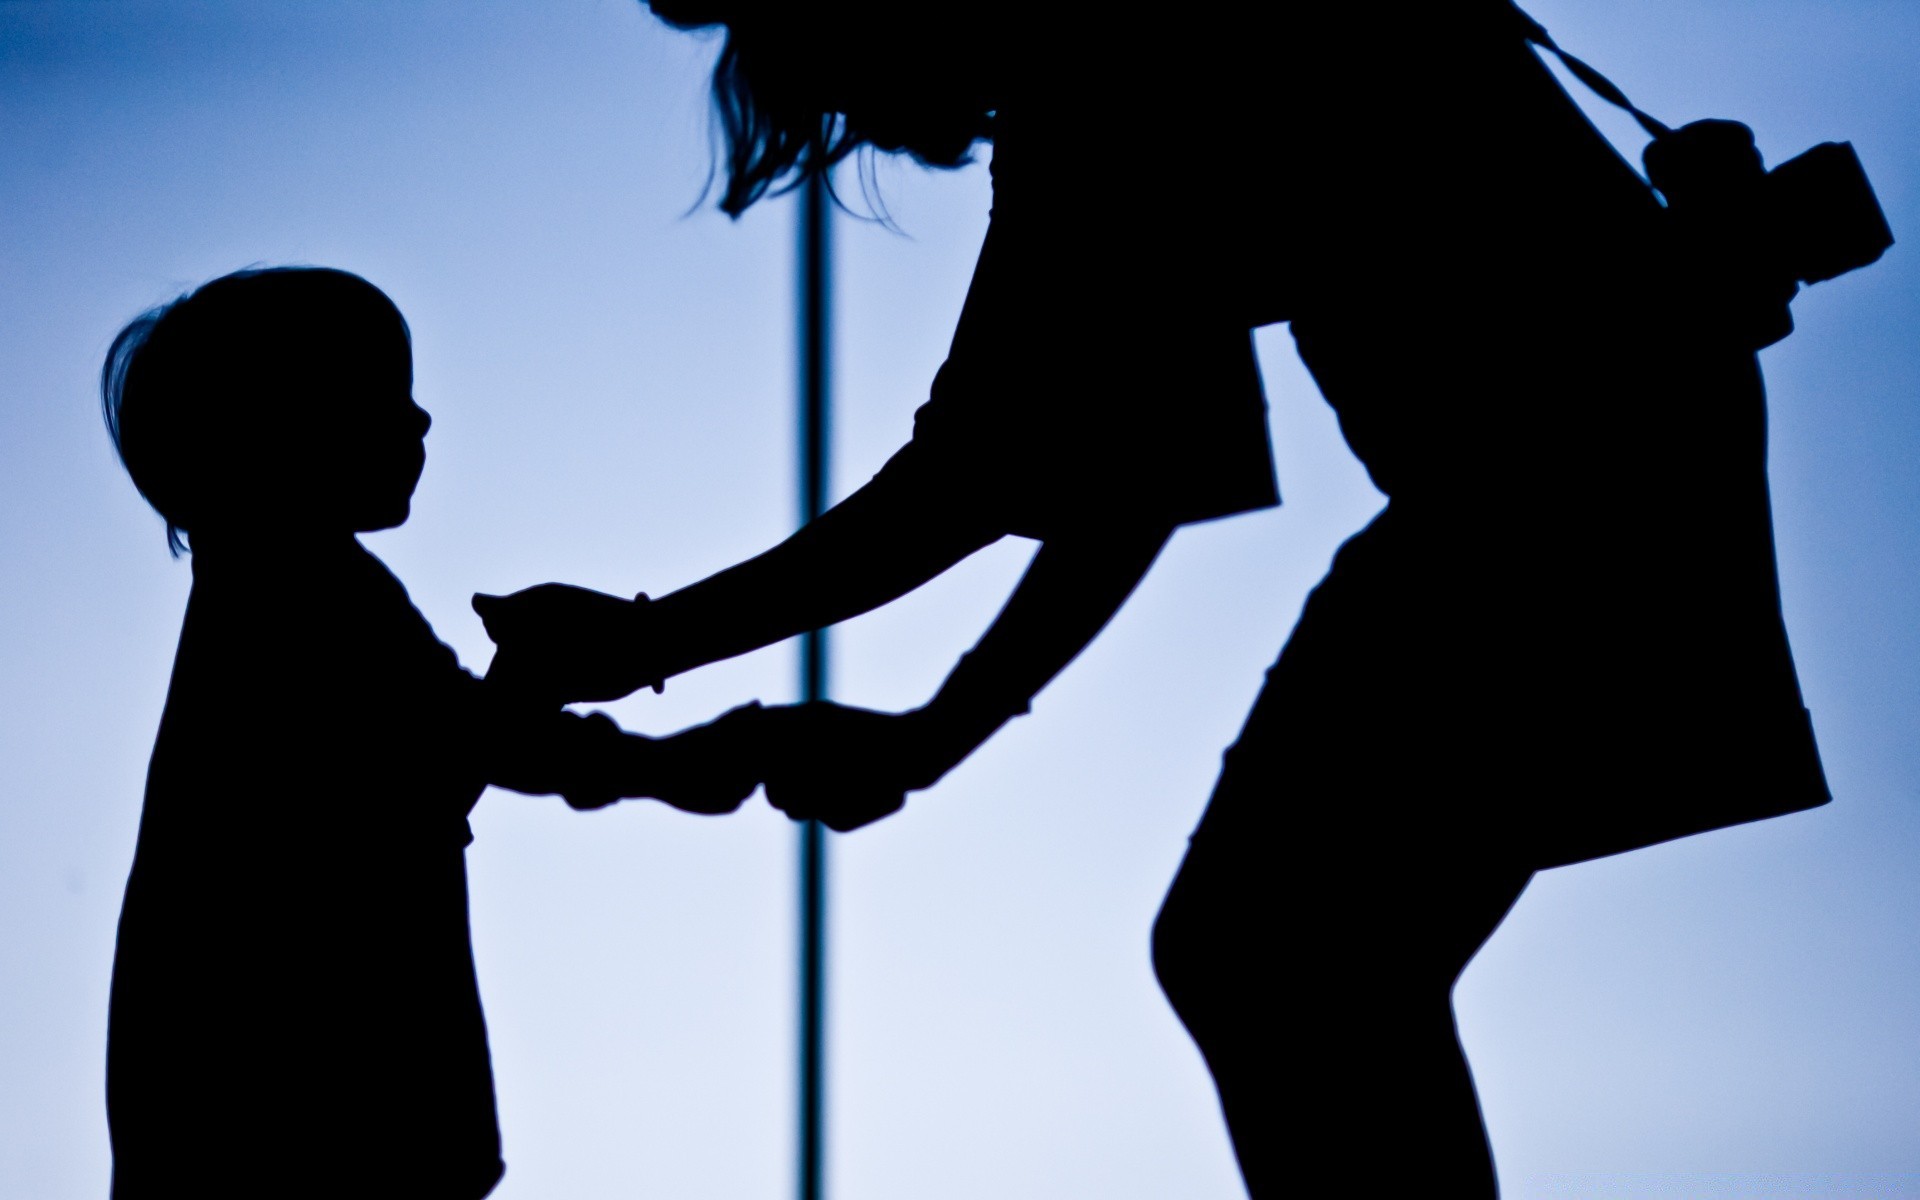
{"left": 102, "top": 267, "right": 406, "bottom": 555}
{"left": 648, "top": 0, "right": 985, "bottom": 216}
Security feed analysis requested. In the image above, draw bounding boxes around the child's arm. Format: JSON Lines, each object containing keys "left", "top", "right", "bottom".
{"left": 475, "top": 703, "right": 627, "bottom": 811}
{"left": 616, "top": 703, "right": 767, "bottom": 815}
{"left": 470, "top": 683, "right": 764, "bottom": 815}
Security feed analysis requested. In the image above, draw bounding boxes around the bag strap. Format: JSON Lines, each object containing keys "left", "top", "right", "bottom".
{"left": 1508, "top": 1, "right": 1673, "bottom": 139}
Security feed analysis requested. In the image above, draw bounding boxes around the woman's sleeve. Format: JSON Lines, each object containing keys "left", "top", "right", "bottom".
{"left": 868, "top": 117, "right": 1281, "bottom": 542}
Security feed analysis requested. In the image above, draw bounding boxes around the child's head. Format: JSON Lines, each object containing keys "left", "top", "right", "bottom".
{"left": 102, "top": 267, "right": 430, "bottom": 554}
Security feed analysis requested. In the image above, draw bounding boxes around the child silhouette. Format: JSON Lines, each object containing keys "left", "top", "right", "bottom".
{"left": 99, "top": 267, "right": 757, "bottom": 1199}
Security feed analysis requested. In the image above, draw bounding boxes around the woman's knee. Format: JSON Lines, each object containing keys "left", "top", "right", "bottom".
{"left": 1152, "top": 845, "right": 1262, "bottom": 1047}
{"left": 1150, "top": 868, "right": 1201, "bottom": 1016}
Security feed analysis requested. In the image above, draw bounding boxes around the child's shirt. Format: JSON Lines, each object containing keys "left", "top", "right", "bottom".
{"left": 108, "top": 539, "right": 533, "bottom": 1199}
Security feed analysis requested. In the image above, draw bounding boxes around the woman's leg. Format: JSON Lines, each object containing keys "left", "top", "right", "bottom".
{"left": 1154, "top": 522, "right": 1533, "bottom": 1197}
{"left": 1155, "top": 829, "right": 1529, "bottom": 1198}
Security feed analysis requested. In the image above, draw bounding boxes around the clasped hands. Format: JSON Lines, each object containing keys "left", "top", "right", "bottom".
{"left": 474, "top": 583, "right": 952, "bottom": 832}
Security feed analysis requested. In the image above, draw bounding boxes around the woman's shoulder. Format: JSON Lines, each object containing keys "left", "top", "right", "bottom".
{"left": 1002, "top": 1, "right": 1531, "bottom": 137}
{"left": 988, "top": 11, "right": 1347, "bottom": 204}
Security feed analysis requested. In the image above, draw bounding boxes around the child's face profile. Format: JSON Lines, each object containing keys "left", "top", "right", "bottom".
{"left": 107, "top": 267, "right": 440, "bottom": 551}
{"left": 280, "top": 300, "right": 431, "bottom": 536}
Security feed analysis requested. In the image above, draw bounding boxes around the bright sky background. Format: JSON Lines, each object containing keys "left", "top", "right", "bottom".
{"left": 2, "top": 2, "right": 1917, "bottom": 1197}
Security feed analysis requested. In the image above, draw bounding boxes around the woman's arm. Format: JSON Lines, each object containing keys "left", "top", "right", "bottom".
{"left": 913, "top": 520, "right": 1173, "bottom": 775}
{"left": 760, "top": 520, "right": 1173, "bottom": 831}
{"left": 474, "top": 461, "right": 1003, "bottom": 704}
{"left": 646, "top": 466, "right": 1005, "bottom": 681}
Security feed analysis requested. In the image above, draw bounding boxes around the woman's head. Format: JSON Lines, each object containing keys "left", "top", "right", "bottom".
{"left": 648, "top": 0, "right": 1002, "bottom": 215}
{"left": 103, "top": 267, "right": 431, "bottom": 554}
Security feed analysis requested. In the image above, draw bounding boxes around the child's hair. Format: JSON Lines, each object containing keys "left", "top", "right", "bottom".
{"left": 102, "top": 267, "right": 409, "bottom": 555}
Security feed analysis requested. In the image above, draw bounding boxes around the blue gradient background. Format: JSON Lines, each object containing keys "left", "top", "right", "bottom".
{"left": 2, "top": 2, "right": 1916, "bottom": 1196}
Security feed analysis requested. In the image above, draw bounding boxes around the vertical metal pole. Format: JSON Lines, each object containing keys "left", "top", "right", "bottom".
{"left": 796, "top": 170, "right": 831, "bottom": 1200}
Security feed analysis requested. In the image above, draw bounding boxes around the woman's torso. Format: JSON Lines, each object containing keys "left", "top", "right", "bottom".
{"left": 1003, "top": 6, "right": 1829, "bottom": 858}
{"left": 988, "top": 3, "right": 1682, "bottom": 507}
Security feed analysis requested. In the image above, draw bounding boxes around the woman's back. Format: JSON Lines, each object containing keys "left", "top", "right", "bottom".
{"left": 1216, "top": 2, "right": 1660, "bottom": 315}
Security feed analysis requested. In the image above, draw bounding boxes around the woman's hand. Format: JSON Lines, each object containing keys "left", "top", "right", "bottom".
{"left": 474, "top": 583, "right": 661, "bottom": 705}
{"left": 759, "top": 702, "right": 956, "bottom": 833}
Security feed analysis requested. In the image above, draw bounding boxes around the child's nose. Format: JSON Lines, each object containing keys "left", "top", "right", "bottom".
{"left": 411, "top": 403, "right": 432, "bottom": 437}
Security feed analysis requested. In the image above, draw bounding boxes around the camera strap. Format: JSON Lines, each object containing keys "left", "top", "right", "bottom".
{"left": 1507, "top": 1, "right": 1674, "bottom": 140}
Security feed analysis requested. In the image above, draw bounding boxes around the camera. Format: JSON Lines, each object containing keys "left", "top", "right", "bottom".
{"left": 1642, "top": 120, "right": 1894, "bottom": 349}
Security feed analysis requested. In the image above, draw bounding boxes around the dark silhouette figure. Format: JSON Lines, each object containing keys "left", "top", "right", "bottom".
{"left": 477, "top": 3, "right": 1885, "bottom": 1193}
{"left": 101, "top": 267, "right": 761, "bottom": 1199}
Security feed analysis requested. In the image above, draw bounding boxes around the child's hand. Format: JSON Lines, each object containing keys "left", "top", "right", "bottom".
{"left": 634, "top": 703, "right": 766, "bottom": 815}
{"left": 557, "top": 712, "right": 623, "bottom": 812}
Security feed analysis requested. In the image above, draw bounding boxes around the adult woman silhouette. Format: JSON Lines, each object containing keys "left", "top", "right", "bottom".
{"left": 478, "top": 2, "right": 1833, "bottom": 1193}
